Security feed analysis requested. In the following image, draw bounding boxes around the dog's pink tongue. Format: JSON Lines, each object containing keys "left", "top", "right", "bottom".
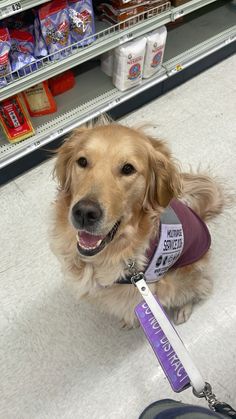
{"left": 78, "top": 231, "right": 104, "bottom": 248}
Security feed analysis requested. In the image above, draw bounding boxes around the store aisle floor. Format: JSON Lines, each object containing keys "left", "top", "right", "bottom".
{"left": 1, "top": 54, "right": 236, "bottom": 419}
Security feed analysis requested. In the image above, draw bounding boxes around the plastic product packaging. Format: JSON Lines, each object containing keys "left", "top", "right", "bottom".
{"left": 9, "top": 29, "right": 36, "bottom": 75}
{"left": 0, "top": 94, "right": 35, "bottom": 143}
{"left": 22, "top": 81, "right": 57, "bottom": 117}
{"left": 67, "top": 0, "right": 95, "bottom": 46}
{"left": 100, "top": 50, "right": 114, "bottom": 76}
{"left": 39, "top": 0, "right": 71, "bottom": 59}
{"left": 48, "top": 70, "right": 75, "bottom": 96}
{"left": 113, "top": 37, "right": 146, "bottom": 91}
{"left": 143, "top": 26, "right": 167, "bottom": 78}
{"left": 0, "top": 28, "right": 11, "bottom": 87}
{"left": 34, "top": 16, "right": 48, "bottom": 58}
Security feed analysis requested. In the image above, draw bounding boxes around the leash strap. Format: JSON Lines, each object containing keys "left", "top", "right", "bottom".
{"left": 129, "top": 261, "right": 236, "bottom": 415}
{"left": 134, "top": 274, "right": 205, "bottom": 394}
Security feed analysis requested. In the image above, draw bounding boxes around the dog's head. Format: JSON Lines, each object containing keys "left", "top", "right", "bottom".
{"left": 54, "top": 122, "right": 182, "bottom": 258}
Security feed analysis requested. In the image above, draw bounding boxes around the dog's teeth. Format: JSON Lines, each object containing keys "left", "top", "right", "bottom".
{"left": 78, "top": 239, "right": 103, "bottom": 250}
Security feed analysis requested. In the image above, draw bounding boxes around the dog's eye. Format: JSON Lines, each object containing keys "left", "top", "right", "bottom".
{"left": 77, "top": 157, "right": 88, "bottom": 168}
{"left": 121, "top": 163, "right": 136, "bottom": 176}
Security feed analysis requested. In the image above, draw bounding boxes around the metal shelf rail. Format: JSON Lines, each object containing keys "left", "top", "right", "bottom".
{"left": 0, "top": 0, "right": 219, "bottom": 101}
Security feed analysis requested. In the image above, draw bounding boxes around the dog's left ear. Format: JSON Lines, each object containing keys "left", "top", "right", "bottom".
{"left": 54, "top": 127, "right": 87, "bottom": 192}
{"left": 144, "top": 136, "right": 182, "bottom": 209}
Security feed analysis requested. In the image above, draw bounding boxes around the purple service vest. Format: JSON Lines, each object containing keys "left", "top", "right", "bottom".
{"left": 145, "top": 198, "right": 211, "bottom": 282}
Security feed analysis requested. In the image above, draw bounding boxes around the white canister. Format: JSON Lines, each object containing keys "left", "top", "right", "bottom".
{"left": 101, "top": 50, "right": 114, "bottom": 77}
{"left": 113, "top": 37, "right": 147, "bottom": 91}
{"left": 143, "top": 26, "right": 167, "bottom": 79}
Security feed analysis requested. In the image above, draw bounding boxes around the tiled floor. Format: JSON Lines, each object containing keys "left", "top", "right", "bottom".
{"left": 1, "top": 54, "right": 236, "bottom": 419}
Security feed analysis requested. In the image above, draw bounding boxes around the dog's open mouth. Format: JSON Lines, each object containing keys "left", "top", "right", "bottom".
{"left": 76, "top": 220, "right": 121, "bottom": 256}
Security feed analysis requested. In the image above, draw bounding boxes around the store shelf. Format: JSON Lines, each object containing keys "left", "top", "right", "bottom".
{"left": 1, "top": 27, "right": 235, "bottom": 168}
{"left": 164, "top": 26, "right": 236, "bottom": 75}
{"left": 0, "top": 0, "right": 48, "bottom": 19}
{"left": 0, "top": 0, "right": 220, "bottom": 101}
{"left": 1, "top": 0, "right": 235, "bottom": 172}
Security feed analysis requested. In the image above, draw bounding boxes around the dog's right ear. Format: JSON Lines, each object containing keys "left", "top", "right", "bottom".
{"left": 53, "top": 127, "right": 87, "bottom": 192}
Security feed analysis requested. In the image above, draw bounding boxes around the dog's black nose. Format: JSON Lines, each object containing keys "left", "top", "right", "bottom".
{"left": 72, "top": 200, "right": 103, "bottom": 229}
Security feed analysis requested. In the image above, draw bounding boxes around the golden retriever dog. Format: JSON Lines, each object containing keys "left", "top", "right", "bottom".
{"left": 51, "top": 117, "right": 225, "bottom": 328}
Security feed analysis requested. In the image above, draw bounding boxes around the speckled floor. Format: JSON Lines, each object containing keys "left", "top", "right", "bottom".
{"left": 1, "top": 54, "right": 236, "bottom": 419}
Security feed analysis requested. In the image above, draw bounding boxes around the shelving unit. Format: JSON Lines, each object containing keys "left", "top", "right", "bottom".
{"left": 0, "top": 0, "right": 235, "bottom": 183}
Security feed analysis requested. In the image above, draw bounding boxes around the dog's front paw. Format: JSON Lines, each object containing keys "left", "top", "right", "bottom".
{"left": 173, "top": 303, "right": 193, "bottom": 325}
{"left": 120, "top": 317, "right": 140, "bottom": 330}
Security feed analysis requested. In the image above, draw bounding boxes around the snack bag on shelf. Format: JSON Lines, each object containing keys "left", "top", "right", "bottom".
{"left": 143, "top": 25, "right": 167, "bottom": 78}
{"left": 97, "top": 0, "right": 169, "bottom": 26}
{"left": 67, "top": 0, "right": 95, "bottom": 46}
{"left": 0, "top": 94, "right": 35, "bottom": 143}
{"left": 48, "top": 70, "right": 75, "bottom": 96}
{"left": 39, "top": 0, "right": 71, "bottom": 59}
{"left": 0, "top": 28, "right": 11, "bottom": 87}
{"left": 22, "top": 81, "right": 57, "bottom": 117}
{"left": 100, "top": 50, "right": 114, "bottom": 77}
{"left": 113, "top": 37, "right": 146, "bottom": 91}
{"left": 2, "top": 11, "right": 33, "bottom": 31}
{"left": 34, "top": 16, "right": 48, "bottom": 58}
{"left": 9, "top": 29, "right": 36, "bottom": 76}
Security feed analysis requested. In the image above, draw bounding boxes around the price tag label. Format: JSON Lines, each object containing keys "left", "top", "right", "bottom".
{"left": 49, "top": 128, "right": 64, "bottom": 142}
{"left": 225, "top": 35, "right": 236, "bottom": 45}
{"left": 173, "top": 9, "right": 184, "bottom": 20}
{"left": 27, "top": 140, "right": 41, "bottom": 151}
{"left": 175, "top": 64, "right": 183, "bottom": 72}
{"left": 108, "top": 97, "right": 121, "bottom": 109}
{"left": 11, "top": 2, "right": 22, "bottom": 12}
{"left": 168, "top": 64, "right": 183, "bottom": 76}
{"left": 119, "top": 33, "right": 133, "bottom": 44}
{"left": 0, "top": 2, "right": 22, "bottom": 19}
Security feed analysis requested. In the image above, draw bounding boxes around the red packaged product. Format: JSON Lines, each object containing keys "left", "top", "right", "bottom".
{"left": 0, "top": 94, "right": 35, "bottom": 143}
{"left": 39, "top": 0, "right": 71, "bottom": 57}
{"left": 48, "top": 70, "right": 75, "bottom": 96}
{"left": 22, "top": 81, "right": 57, "bottom": 117}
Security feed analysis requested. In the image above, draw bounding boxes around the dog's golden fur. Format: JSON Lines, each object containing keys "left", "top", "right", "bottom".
{"left": 51, "top": 118, "right": 225, "bottom": 327}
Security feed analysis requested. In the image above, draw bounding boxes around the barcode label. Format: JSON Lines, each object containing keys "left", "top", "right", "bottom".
{"left": 0, "top": 2, "right": 22, "bottom": 19}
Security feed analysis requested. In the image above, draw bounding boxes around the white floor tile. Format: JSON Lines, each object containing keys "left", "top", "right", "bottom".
{"left": 1, "top": 55, "right": 236, "bottom": 419}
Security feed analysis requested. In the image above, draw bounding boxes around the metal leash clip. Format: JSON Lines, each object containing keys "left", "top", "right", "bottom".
{"left": 127, "top": 260, "right": 145, "bottom": 285}
{"left": 193, "top": 382, "right": 236, "bottom": 417}
{"left": 193, "top": 382, "right": 218, "bottom": 410}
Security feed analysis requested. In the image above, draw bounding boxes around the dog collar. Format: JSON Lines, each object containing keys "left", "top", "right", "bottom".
{"left": 116, "top": 201, "right": 184, "bottom": 284}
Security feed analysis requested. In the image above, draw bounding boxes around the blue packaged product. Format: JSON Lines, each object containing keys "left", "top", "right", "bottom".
{"left": 0, "top": 28, "right": 11, "bottom": 87}
{"left": 68, "top": 0, "right": 95, "bottom": 46}
{"left": 39, "top": 0, "right": 71, "bottom": 59}
{"left": 34, "top": 17, "right": 48, "bottom": 58}
{"left": 10, "top": 29, "right": 36, "bottom": 76}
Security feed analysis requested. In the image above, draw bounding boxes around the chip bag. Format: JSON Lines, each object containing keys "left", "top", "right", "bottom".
{"left": 39, "top": 0, "right": 71, "bottom": 59}
{"left": 0, "top": 28, "right": 11, "bottom": 87}
{"left": 10, "top": 29, "right": 36, "bottom": 76}
{"left": 67, "top": 0, "right": 95, "bottom": 46}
